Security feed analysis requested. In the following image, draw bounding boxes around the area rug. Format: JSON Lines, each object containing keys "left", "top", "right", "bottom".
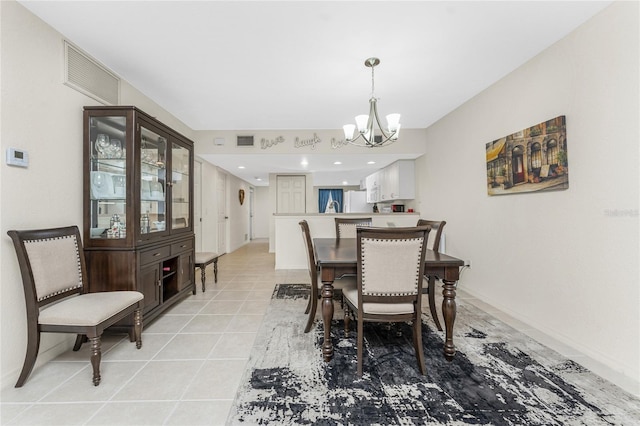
{"left": 227, "top": 284, "right": 640, "bottom": 425}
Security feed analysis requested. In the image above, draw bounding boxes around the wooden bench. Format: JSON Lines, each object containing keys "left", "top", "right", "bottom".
{"left": 195, "top": 252, "right": 219, "bottom": 292}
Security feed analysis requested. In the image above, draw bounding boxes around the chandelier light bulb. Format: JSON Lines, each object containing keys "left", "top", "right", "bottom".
{"left": 343, "top": 124, "right": 356, "bottom": 141}
{"left": 386, "top": 114, "right": 401, "bottom": 132}
{"left": 355, "top": 115, "right": 369, "bottom": 133}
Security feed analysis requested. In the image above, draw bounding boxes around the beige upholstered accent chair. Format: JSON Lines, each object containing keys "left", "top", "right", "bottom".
{"left": 334, "top": 217, "right": 372, "bottom": 240}
{"left": 416, "top": 219, "right": 447, "bottom": 331}
{"left": 7, "top": 225, "right": 143, "bottom": 387}
{"left": 343, "top": 225, "right": 431, "bottom": 376}
{"left": 299, "top": 220, "right": 356, "bottom": 333}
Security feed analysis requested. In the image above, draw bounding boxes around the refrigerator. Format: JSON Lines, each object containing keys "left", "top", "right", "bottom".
{"left": 344, "top": 190, "right": 370, "bottom": 213}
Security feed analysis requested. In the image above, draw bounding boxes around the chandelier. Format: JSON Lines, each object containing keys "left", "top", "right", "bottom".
{"left": 343, "top": 57, "right": 401, "bottom": 147}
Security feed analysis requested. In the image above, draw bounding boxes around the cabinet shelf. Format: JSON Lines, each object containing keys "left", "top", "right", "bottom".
{"left": 162, "top": 270, "right": 176, "bottom": 280}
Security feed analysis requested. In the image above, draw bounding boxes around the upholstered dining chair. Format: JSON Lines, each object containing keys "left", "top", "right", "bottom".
{"left": 334, "top": 217, "right": 372, "bottom": 240}
{"left": 343, "top": 225, "right": 431, "bottom": 376}
{"left": 7, "top": 225, "right": 144, "bottom": 387}
{"left": 299, "top": 220, "right": 356, "bottom": 333}
{"left": 417, "top": 219, "right": 447, "bottom": 331}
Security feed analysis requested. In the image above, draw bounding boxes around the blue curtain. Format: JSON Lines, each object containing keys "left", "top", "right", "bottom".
{"left": 330, "top": 189, "right": 343, "bottom": 213}
{"left": 319, "top": 189, "right": 331, "bottom": 213}
{"left": 318, "top": 189, "right": 343, "bottom": 213}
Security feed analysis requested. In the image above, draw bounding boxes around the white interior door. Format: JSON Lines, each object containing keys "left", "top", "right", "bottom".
{"left": 277, "top": 175, "right": 306, "bottom": 213}
{"left": 249, "top": 187, "right": 255, "bottom": 240}
{"left": 217, "top": 171, "right": 227, "bottom": 254}
{"left": 194, "top": 161, "right": 202, "bottom": 252}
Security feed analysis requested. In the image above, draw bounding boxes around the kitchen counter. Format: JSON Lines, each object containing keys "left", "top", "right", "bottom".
{"left": 274, "top": 212, "right": 420, "bottom": 269}
{"left": 273, "top": 212, "right": 418, "bottom": 216}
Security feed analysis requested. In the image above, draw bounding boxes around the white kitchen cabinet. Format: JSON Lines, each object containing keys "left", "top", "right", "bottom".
{"left": 368, "top": 160, "right": 415, "bottom": 202}
{"left": 365, "top": 171, "right": 380, "bottom": 203}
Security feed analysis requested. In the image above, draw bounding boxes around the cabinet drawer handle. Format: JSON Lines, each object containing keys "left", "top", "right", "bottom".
{"left": 180, "top": 244, "right": 186, "bottom": 248}
{"left": 153, "top": 252, "right": 161, "bottom": 257}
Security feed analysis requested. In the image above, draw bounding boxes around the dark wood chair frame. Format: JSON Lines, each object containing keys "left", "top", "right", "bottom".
{"left": 300, "top": 220, "right": 355, "bottom": 333}
{"left": 334, "top": 217, "right": 372, "bottom": 241}
{"left": 343, "top": 226, "right": 430, "bottom": 376}
{"left": 7, "top": 225, "right": 143, "bottom": 387}
{"left": 300, "top": 220, "right": 321, "bottom": 333}
{"left": 417, "top": 219, "right": 447, "bottom": 331}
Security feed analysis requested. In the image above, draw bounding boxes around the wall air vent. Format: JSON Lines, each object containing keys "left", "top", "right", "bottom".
{"left": 64, "top": 41, "right": 120, "bottom": 105}
{"left": 237, "top": 136, "right": 254, "bottom": 147}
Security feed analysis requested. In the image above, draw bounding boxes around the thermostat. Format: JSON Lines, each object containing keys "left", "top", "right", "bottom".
{"left": 6, "top": 148, "right": 29, "bottom": 168}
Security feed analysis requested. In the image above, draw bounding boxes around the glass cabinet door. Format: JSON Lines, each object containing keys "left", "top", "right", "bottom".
{"left": 89, "top": 116, "right": 127, "bottom": 239}
{"left": 140, "top": 126, "right": 167, "bottom": 236}
{"left": 171, "top": 142, "right": 190, "bottom": 231}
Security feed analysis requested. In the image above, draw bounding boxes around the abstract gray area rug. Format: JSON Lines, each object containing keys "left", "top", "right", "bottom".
{"left": 228, "top": 284, "right": 640, "bottom": 425}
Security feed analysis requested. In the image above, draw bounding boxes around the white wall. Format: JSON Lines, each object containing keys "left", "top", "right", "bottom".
{"left": 0, "top": 0, "right": 195, "bottom": 387}
{"left": 226, "top": 173, "right": 252, "bottom": 251}
{"left": 1, "top": 0, "right": 88, "bottom": 386}
{"left": 415, "top": 1, "right": 639, "bottom": 395}
{"left": 198, "top": 158, "right": 219, "bottom": 253}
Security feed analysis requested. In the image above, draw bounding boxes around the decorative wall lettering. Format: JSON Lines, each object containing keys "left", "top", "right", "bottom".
{"left": 331, "top": 138, "right": 350, "bottom": 149}
{"left": 294, "top": 133, "right": 321, "bottom": 149}
{"left": 261, "top": 136, "right": 285, "bottom": 150}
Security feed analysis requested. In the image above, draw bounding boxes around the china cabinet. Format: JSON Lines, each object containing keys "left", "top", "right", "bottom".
{"left": 83, "top": 106, "right": 195, "bottom": 322}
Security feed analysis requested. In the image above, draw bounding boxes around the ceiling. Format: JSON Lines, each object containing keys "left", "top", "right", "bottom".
{"left": 18, "top": 0, "right": 611, "bottom": 186}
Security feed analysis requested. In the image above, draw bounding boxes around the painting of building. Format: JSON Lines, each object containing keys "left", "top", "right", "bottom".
{"left": 486, "top": 116, "right": 568, "bottom": 196}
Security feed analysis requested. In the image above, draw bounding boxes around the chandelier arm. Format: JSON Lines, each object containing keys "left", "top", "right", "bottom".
{"left": 370, "top": 98, "right": 392, "bottom": 140}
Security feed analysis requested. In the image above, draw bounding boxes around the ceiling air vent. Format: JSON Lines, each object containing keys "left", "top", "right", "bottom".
{"left": 237, "top": 136, "right": 254, "bottom": 147}
{"left": 64, "top": 41, "right": 120, "bottom": 105}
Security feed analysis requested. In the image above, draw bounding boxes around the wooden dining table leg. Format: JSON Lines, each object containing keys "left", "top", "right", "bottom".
{"left": 321, "top": 281, "right": 334, "bottom": 361}
{"left": 442, "top": 278, "right": 457, "bottom": 360}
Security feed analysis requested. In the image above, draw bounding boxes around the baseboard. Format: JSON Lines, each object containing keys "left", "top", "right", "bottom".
{"left": 1, "top": 337, "right": 74, "bottom": 390}
{"left": 461, "top": 289, "right": 640, "bottom": 398}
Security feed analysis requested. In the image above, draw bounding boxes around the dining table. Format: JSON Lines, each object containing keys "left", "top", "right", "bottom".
{"left": 313, "top": 237, "right": 465, "bottom": 363}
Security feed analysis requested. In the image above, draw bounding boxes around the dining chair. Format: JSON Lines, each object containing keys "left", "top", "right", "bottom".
{"left": 334, "top": 217, "right": 372, "bottom": 240}
{"left": 299, "top": 220, "right": 356, "bottom": 333}
{"left": 417, "top": 219, "right": 447, "bottom": 331}
{"left": 343, "top": 225, "right": 431, "bottom": 376}
{"left": 7, "top": 225, "right": 144, "bottom": 387}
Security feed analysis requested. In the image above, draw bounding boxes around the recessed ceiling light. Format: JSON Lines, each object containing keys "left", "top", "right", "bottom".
{"left": 334, "top": 161, "right": 342, "bottom": 165}
{"left": 301, "top": 159, "right": 308, "bottom": 166}
{"left": 342, "top": 181, "right": 348, "bottom": 185}
{"left": 256, "top": 177, "right": 262, "bottom": 181}
{"left": 238, "top": 166, "right": 245, "bottom": 169}
{"left": 367, "top": 161, "right": 376, "bottom": 165}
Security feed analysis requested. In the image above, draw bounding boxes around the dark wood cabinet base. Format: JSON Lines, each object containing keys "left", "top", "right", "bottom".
{"left": 85, "top": 235, "right": 195, "bottom": 323}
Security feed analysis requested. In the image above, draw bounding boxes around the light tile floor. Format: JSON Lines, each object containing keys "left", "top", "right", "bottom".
{"left": 2, "top": 239, "right": 638, "bottom": 425}
{"left": 0, "top": 239, "right": 293, "bottom": 426}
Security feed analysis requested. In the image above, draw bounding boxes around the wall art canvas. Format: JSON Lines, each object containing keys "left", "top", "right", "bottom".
{"left": 486, "top": 115, "right": 568, "bottom": 196}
